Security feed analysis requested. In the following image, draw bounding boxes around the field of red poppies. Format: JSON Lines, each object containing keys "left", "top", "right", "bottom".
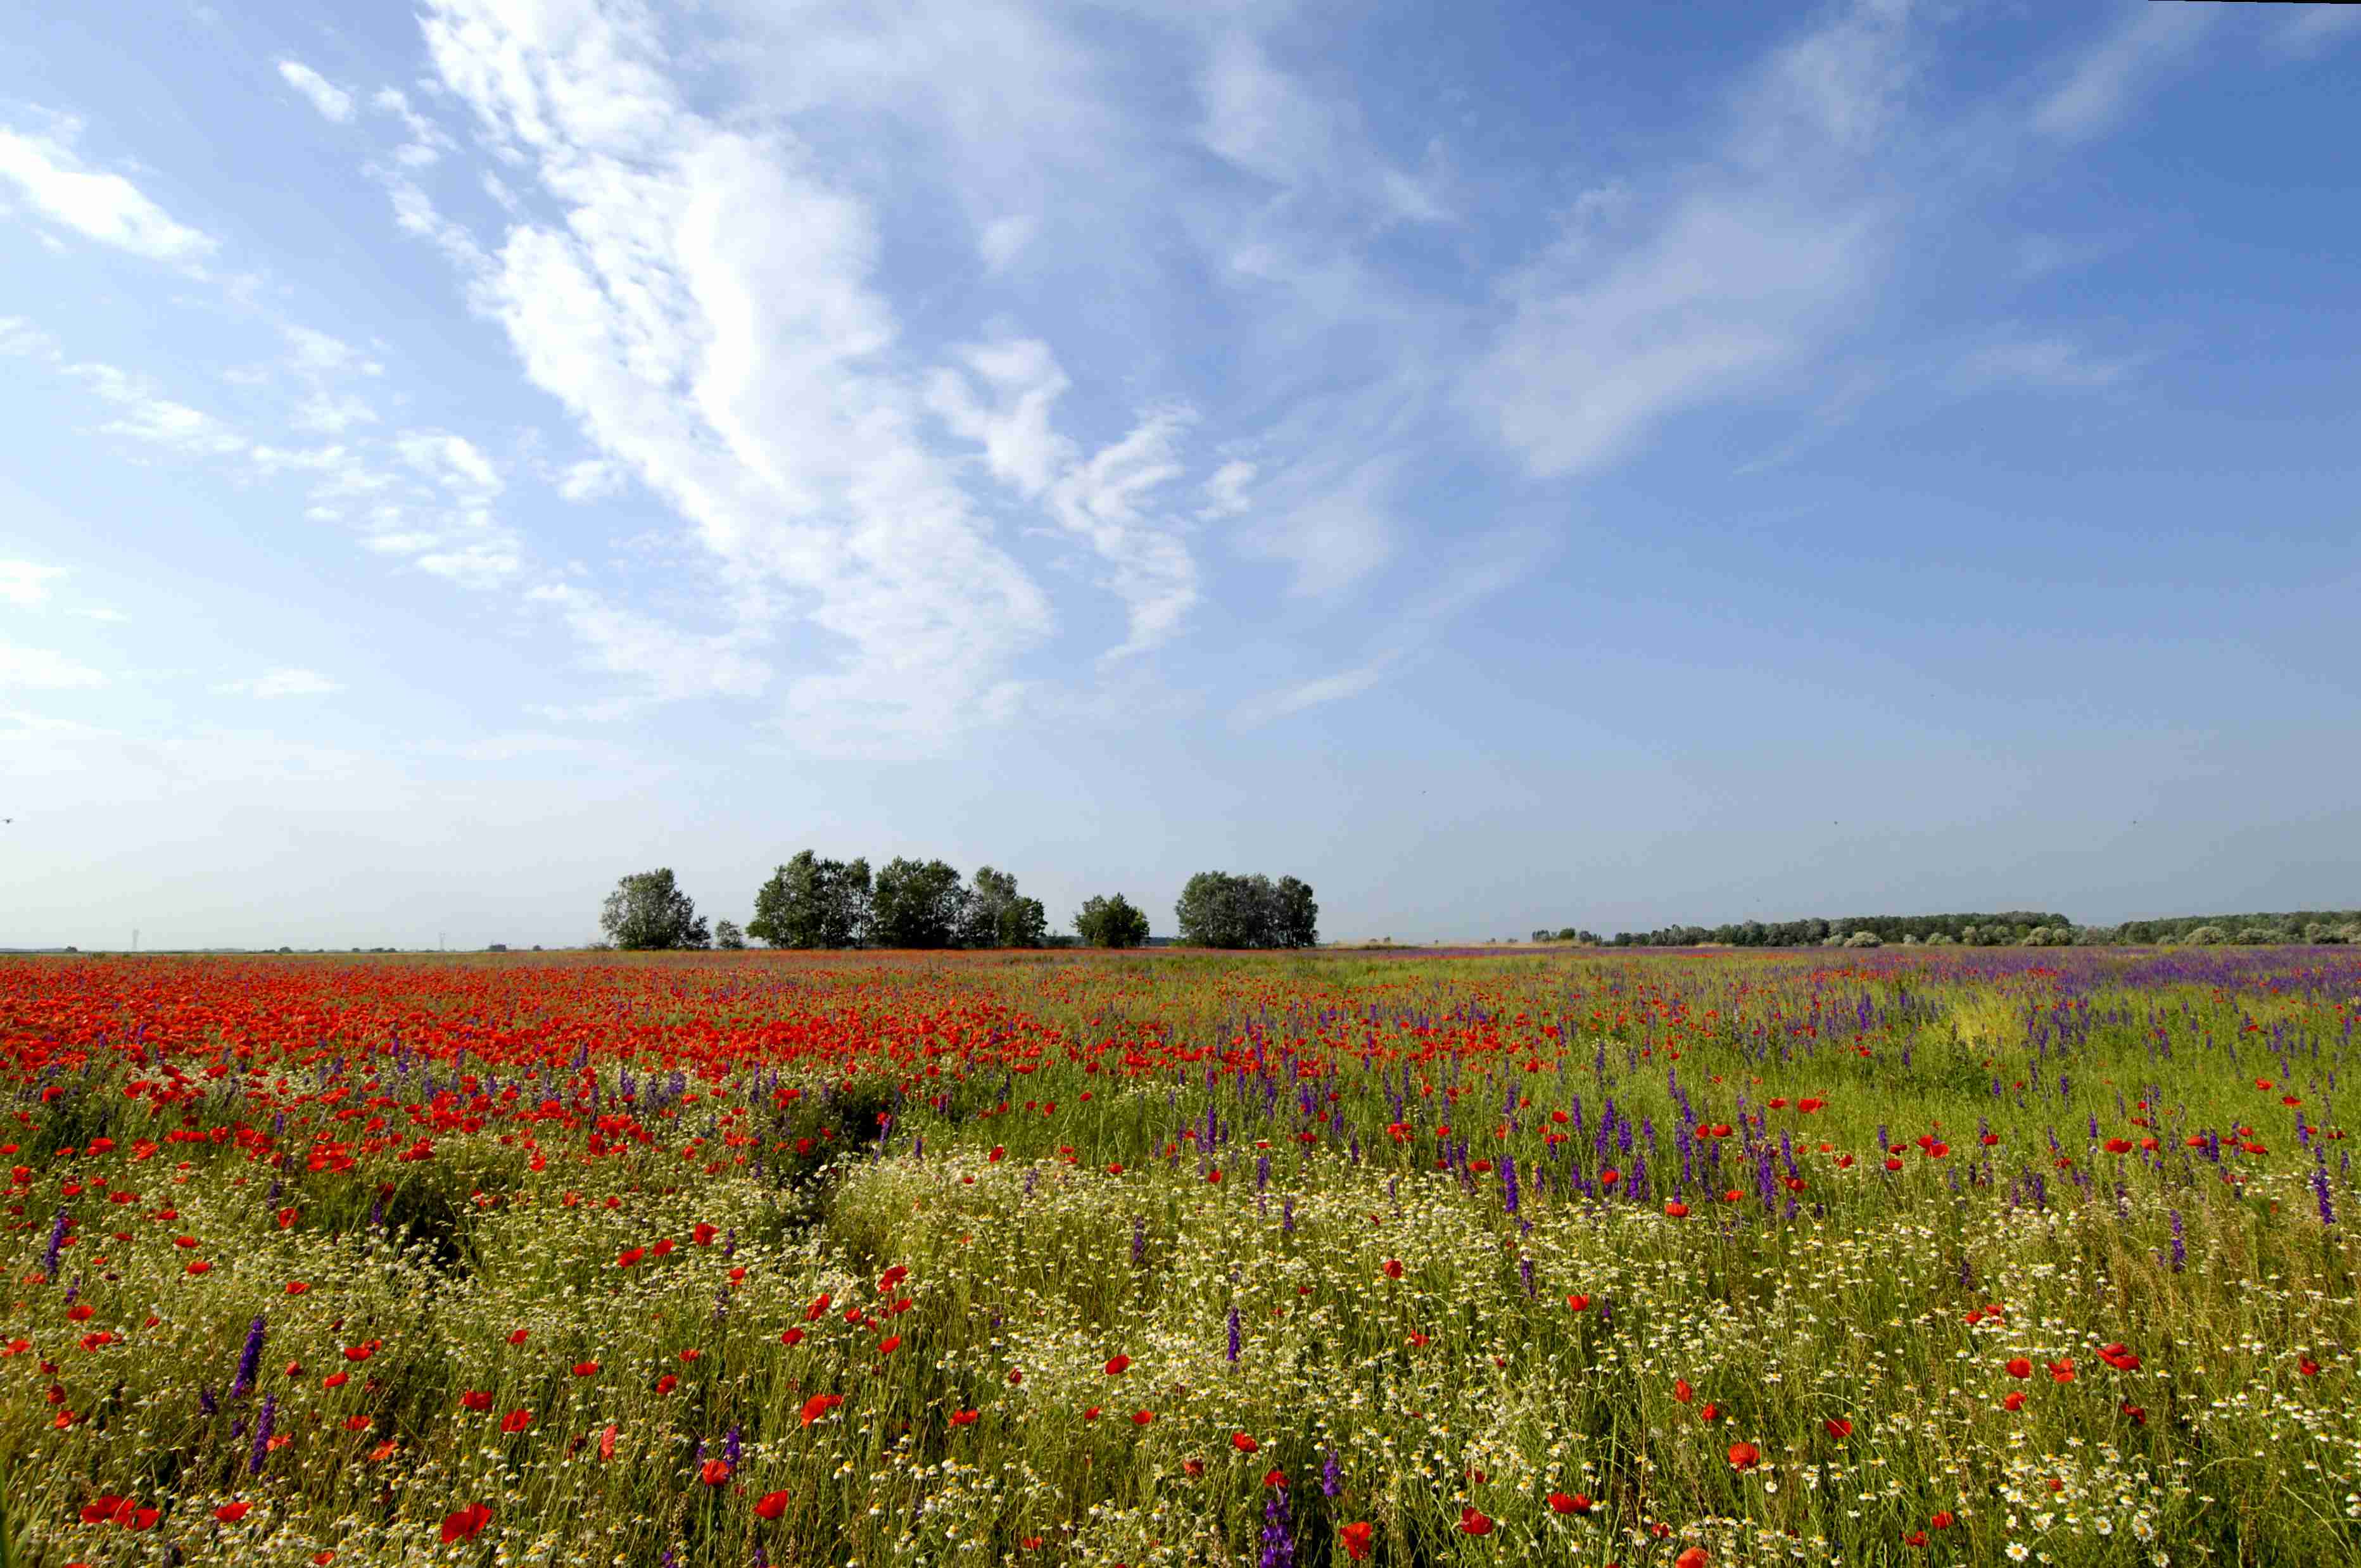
{"left": 3, "top": 946, "right": 2358, "bottom": 1567}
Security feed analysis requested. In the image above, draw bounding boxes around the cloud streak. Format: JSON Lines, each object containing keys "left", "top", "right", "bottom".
{"left": 0, "top": 118, "right": 214, "bottom": 261}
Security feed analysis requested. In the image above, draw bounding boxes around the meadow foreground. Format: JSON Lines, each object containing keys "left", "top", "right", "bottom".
{"left": 3, "top": 947, "right": 2358, "bottom": 1567}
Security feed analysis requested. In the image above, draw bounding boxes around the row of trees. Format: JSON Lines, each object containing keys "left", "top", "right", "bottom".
{"left": 1532, "top": 909, "right": 2361, "bottom": 949}
{"left": 1577, "top": 912, "right": 2075, "bottom": 949}
{"left": 1173, "top": 872, "right": 1320, "bottom": 949}
{"left": 597, "top": 861, "right": 1316, "bottom": 951}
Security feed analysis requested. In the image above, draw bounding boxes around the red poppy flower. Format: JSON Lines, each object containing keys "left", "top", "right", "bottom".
{"left": 1675, "top": 1550, "right": 1709, "bottom": 1568}
{"left": 460, "top": 1389, "right": 492, "bottom": 1412}
{"left": 1664, "top": 1200, "right": 1689, "bottom": 1217}
{"left": 800, "top": 1393, "right": 843, "bottom": 1426}
{"left": 1132, "top": 1410, "right": 1156, "bottom": 1426}
{"left": 1231, "top": 1432, "right": 1259, "bottom": 1453}
{"left": 1547, "top": 1491, "right": 1591, "bottom": 1514}
{"left": 1083, "top": 1406, "right": 1101, "bottom": 1420}
{"left": 2003, "top": 1391, "right": 2027, "bottom": 1412}
{"left": 949, "top": 1408, "right": 979, "bottom": 1426}
{"left": 1459, "top": 1506, "right": 1493, "bottom": 1536}
{"left": 878, "top": 1335, "right": 902, "bottom": 1355}
{"left": 1673, "top": 1378, "right": 1694, "bottom": 1404}
{"left": 700, "top": 1458, "right": 733, "bottom": 1486}
{"left": 1262, "top": 1467, "right": 1287, "bottom": 1488}
{"left": 1825, "top": 1417, "right": 1853, "bottom": 1439}
{"left": 501, "top": 1410, "right": 532, "bottom": 1433}
{"left": 693, "top": 1222, "right": 718, "bottom": 1246}
{"left": 1930, "top": 1510, "right": 1954, "bottom": 1529}
{"left": 1105, "top": 1354, "right": 1131, "bottom": 1375}
{"left": 2300, "top": 1356, "right": 2322, "bottom": 1377}
{"left": 507, "top": 1329, "right": 529, "bottom": 1346}
{"left": 754, "top": 1489, "right": 790, "bottom": 1519}
{"left": 656, "top": 1375, "right": 678, "bottom": 1396}
{"left": 2006, "top": 1357, "right": 2032, "bottom": 1379}
{"left": 1566, "top": 1293, "right": 1590, "bottom": 1312}
{"left": 616, "top": 1247, "right": 645, "bottom": 1268}
{"left": 780, "top": 1328, "right": 805, "bottom": 1347}
{"left": 573, "top": 1361, "right": 599, "bottom": 1377}
{"left": 440, "top": 1503, "right": 493, "bottom": 1544}
{"left": 341, "top": 1343, "right": 376, "bottom": 1362}
{"left": 1726, "top": 1441, "right": 1761, "bottom": 1470}
{"left": 1339, "top": 1522, "right": 1375, "bottom": 1561}
{"left": 1382, "top": 1259, "right": 1404, "bottom": 1279}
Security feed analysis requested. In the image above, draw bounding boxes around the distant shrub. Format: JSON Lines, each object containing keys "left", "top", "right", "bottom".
{"left": 1843, "top": 930, "right": 1882, "bottom": 948}
{"left": 2232, "top": 927, "right": 2280, "bottom": 945}
{"left": 2184, "top": 925, "right": 2227, "bottom": 946}
{"left": 1922, "top": 932, "right": 1956, "bottom": 946}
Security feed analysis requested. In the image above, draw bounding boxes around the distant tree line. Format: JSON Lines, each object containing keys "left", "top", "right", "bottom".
{"left": 2111, "top": 910, "right": 2360, "bottom": 946}
{"left": 595, "top": 859, "right": 1318, "bottom": 952}
{"left": 1533, "top": 908, "right": 2360, "bottom": 950}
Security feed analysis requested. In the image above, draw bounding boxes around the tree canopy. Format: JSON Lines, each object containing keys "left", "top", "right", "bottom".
{"left": 1074, "top": 893, "right": 1151, "bottom": 948}
{"left": 598, "top": 868, "right": 710, "bottom": 951}
{"left": 1174, "top": 872, "right": 1319, "bottom": 949}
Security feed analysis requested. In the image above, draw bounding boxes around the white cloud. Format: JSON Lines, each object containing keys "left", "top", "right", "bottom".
{"left": 1232, "top": 655, "right": 1395, "bottom": 728}
{"left": 1955, "top": 334, "right": 2139, "bottom": 394}
{"left": 371, "top": 87, "right": 459, "bottom": 167}
{"left": 556, "top": 458, "right": 623, "bottom": 501}
{"left": 2270, "top": 9, "right": 2361, "bottom": 61}
{"left": 0, "top": 561, "right": 65, "bottom": 608}
{"left": 977, "top": 213, "right": 1036, "bottom": 270}
{"left": 0, "top": 120, "right": 215, "bottom": 261}
{"left": 213, "top": 668, "right": 344, "bottom": 698}
{"left": 1046, "top": 407, "right": 1200, "bottom": 657}
{"left": 403, "top": 0, "right": 1070, "bottom": 754}
{"left": 0, "top": 643, "right": 106, "bottom": 690}
{"left": 2030, "top": 7, "right": 2216, "bottom": 143}
{"left": 1467, "top": 0, "right": 1910, "bottom": 480}
{"left": 0, "top": 315, "right": 62, "bottom": 361}
{"left": 277, "top": 60, "right": 356, "bottom": 124}
{"left": 526, "top": 582, "right": 769, "bottom": 702}
{"left": 1197, "top": 32, "right": 1446, "bottom": 225}
{"left": 1197, "top": 459, "right": 1255, "bottom": 521}
{"left": 68, "top": 362, "right": 246, "bottom": 456}
{"left": 395, "top": 430, "right": 501, "bottom": 495}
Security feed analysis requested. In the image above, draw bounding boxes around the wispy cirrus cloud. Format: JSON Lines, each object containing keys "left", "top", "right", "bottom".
{"left": 212, "top": 667, "right": 343, "bottom": 699}
{"left": 0, "top": 643, "right": 107, "bottom": 690}
{"left": 1467, "top": 0, "right": 1913, "bottom": 481}
{"left": 0, "top": 117, "right": 214, "bottom": 262}
{"left": 1954, "top": 332, "right": 2143, "bottom": 395}
{"left": 277, "top": 61, "right": 356, "bottom": 124}
{"left": 2029, "top": 6, "right": 2216, "bottom": 144}
{"left": 0, "top": 560, "right": 66, "bottom": 608}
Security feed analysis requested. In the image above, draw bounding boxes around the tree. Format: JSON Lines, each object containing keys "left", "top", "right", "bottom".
{"left": 870, "top": 857, "right": 969, "bottom": 948}
{"left": 1174, "top": 872, "right": 1319, "bottom": 949}
{"left": 599, "top": 869, "right": 709, "bottom": 951}
{"left": 714, "top": 920, "right": 745, "bottom": 951}
{"left": 747, "top": 852, "right": 872, "bottom": 949}
{"left": 2184, "top": 925, "right": 2226, "bottom": 945}
{"left": 959, "top": 866, "right": 1048, "bottom": 949}
{"left": 1270, "top": 876, "right": 1319, "bottom": 949}
{"left": 1075, "top": 894, "right": 1151, "bottom": 948}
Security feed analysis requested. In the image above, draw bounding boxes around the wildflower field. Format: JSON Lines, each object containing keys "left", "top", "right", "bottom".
{"left": 4, "top": 947, "right": 2360, "bottom": 1568}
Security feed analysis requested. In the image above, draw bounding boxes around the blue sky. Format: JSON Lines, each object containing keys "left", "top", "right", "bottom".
{"left": 3, "top": 0, "right": 2357, "bottom": 949}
